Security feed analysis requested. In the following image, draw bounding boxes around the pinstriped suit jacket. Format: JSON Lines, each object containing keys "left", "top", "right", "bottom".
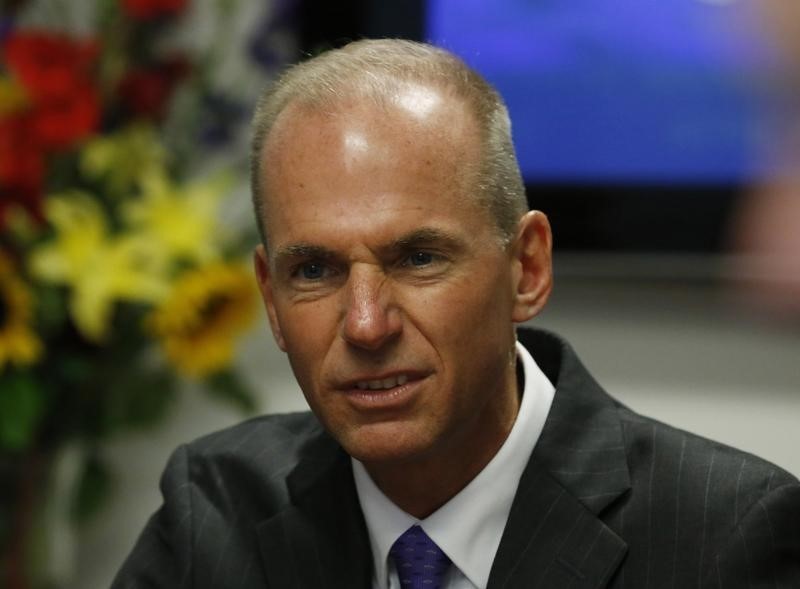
{"left": 112, "top": 328, "right": 800, "bottom": 588}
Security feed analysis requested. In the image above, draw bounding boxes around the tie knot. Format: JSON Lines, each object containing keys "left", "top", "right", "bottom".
{"left": 389, "top": 525, "right": 451, "bottom": 588}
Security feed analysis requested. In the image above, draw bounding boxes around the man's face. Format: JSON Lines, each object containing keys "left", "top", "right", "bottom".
{"left": 255, "top": 88, "right": 540, "bottom": 473}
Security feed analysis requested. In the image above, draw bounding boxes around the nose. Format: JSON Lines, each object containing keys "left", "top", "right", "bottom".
{"left": 341, "top": 265, "right": 402, "bottom": 350}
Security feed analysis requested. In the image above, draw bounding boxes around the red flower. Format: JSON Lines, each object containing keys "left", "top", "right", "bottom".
{"left": 0, "top": 114, "right": 45, "bottom": 227}
{"left": 1, "top": 31, "right": 100, "bottom": 151}
{"left": 117, "top": 58, "right": 189, "bottom": 119}
{"left": 31, "top": 83, "right": 100, "bottom": 150}
{"left": 121, "top": 0, "right": 188, "bottom": 21}
{"left": 2, "top": 31, "right": 98, "bottom": 100}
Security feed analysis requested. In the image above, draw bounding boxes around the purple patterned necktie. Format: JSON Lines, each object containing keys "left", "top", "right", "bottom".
{"left": 389, "top": 525, "right": 452, "bottom": 588}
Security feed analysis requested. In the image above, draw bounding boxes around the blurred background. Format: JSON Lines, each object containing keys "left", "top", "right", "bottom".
{"left": 1, "top": 0, "right": 798, "bottom": 587}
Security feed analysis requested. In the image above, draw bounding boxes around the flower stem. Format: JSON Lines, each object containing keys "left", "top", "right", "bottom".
{"left": 6, "top": 449, "right": 45, "bottom": 589}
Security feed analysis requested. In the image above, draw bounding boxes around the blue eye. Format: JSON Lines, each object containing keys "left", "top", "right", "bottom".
{"left": 300, "top": 262, "right": 326, "bottom": 280}
{"left": 408, "top": 251, "right": 433, "bottom": 266}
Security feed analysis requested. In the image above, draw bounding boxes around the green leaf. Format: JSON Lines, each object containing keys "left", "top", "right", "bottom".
{"left": 0, "top": 373, "right": 45, "bottom": 451}
{"left": 108, "top": 369, "right": 178, "bottom": 432}
{"left": 35, "top": 285, "right": 68, "bottom": 334}
{"left": 71, "top": 453, "right": 113, "bottom": 524}
{"left": 58, "top": 354, "right": 94, "bottom": 386}
{"left": 205, "top": 371, "right": 257, "bottom": 414}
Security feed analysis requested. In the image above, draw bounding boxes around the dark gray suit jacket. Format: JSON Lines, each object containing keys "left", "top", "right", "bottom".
{"left": 112, "top": 328, "right": 800, "bottom": 588}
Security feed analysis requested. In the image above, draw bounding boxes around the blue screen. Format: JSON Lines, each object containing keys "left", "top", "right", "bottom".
{"left": 428, "top": 0, "right": 781, "bottom": 183}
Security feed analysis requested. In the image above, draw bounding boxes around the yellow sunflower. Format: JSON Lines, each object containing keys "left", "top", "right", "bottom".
{"left": 0, "top": 253, "right": 42, "bottom": 370}
{"left": 147, "top": 262, "right": 259, "bottom": 378}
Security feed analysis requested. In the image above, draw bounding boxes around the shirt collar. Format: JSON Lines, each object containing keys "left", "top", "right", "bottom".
{"left": 352, "top": 340, "right": 555, "bottom": 589}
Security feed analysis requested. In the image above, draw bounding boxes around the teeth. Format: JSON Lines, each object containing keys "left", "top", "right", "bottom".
{"left": 354, "top": 375, "right": 409, "bottom": 391}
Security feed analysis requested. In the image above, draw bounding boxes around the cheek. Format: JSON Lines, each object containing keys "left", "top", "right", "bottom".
{"left": 402, "top": 269, "right": 514, "bottom": 360}
{"left": 430, "top": 268, "right": 513, "bottom": 328}
{"left": 428, "top": 270, "right": 515, "bottom": 375}
{"left": 277, "top": 300, "right": 339, "bottom": 380}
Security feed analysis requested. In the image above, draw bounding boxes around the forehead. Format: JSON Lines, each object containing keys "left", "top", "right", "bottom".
{"left": 265, "top": 82, "right": 477, "bottom": 153}
{"left": 259, "top": 90, "right": 486, "bottom": 243}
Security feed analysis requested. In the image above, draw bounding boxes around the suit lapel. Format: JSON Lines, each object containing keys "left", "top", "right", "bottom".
{"left": 255, "top": 431, "right": 372, "bottom": 589}
{"left": 487, "top": 329, "right": 631, "bottom": 588}
{"left": 254, "top": 329, "right": 629, "bottom": 589}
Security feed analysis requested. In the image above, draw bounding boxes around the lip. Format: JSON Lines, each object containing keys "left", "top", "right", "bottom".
{"left": 337, "top": 370, "right": 427, "bottom": 390}
{"left": 338, "top": 372, "right": 428, "bottom": 412}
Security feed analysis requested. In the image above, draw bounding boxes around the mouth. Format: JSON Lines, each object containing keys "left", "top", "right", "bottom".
{"left": 338, "top": 372, "right": 427, "bottom": 410}
{"left": 354, "top": 373, "right": 409, "bottom": 390}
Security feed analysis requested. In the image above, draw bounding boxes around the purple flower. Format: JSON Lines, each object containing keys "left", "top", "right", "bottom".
{"left": 248, "top": 0, "right": 297, "bottom": 71}
{"left": 0, "top": 17, "right": 15, "bottom": 42}
{"left": 199, "top": 93, "right": 246, "bottom": 147}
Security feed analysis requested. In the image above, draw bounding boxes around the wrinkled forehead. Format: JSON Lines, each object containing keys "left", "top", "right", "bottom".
{"left": 264, "top": 81, "right": 478, "bottom": 155}
{"left": 259, "top": 87, "right": 482, "bottom": 222}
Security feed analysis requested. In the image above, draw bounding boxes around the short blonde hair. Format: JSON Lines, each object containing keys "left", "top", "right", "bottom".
{"left": 250, "top": 39, "right": 527, "bottom": 246}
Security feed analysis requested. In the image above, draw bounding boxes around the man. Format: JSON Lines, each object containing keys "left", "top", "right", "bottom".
{"left": 113, "top": 39, "right": 800, "bottom": 588}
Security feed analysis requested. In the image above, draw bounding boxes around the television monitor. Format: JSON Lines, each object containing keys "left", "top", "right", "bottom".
{"left": 302, "top": 0, "right": 785, "bottom": 257}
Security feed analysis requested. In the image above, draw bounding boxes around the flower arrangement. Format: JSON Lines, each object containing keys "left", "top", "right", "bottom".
{"left": 0, "top": 0, "right": 291, "bottom": 585}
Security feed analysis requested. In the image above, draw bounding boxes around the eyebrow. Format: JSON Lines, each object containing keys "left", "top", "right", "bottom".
{"left": 384, "top": 227, "right": 465, "bottom": 253}
{"left": 271, "top": 243, "right": 336, "bottom": 267}
{"left": 271, "top": 227, "right": 466, "bottom": 266}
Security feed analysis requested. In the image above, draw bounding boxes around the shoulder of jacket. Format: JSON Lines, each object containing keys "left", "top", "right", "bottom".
{"left": 181, "top": 411, "right": 327, "bottom": 466}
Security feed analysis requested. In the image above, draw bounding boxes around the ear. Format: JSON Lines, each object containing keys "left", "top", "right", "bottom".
{"left": 510, "top": 210, "right": 553, "bottom": 323}
{"left": 253, "top": 244, "right": 287, "bottom": 352}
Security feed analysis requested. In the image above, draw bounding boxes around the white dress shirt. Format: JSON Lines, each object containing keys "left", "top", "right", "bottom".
{"left": 352, "top": 341, "right": 555, "bottom": 589}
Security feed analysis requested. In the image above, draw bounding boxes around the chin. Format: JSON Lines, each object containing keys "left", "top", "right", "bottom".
{"left": 339, "top": 421, "right": 435, "bottom": 467}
